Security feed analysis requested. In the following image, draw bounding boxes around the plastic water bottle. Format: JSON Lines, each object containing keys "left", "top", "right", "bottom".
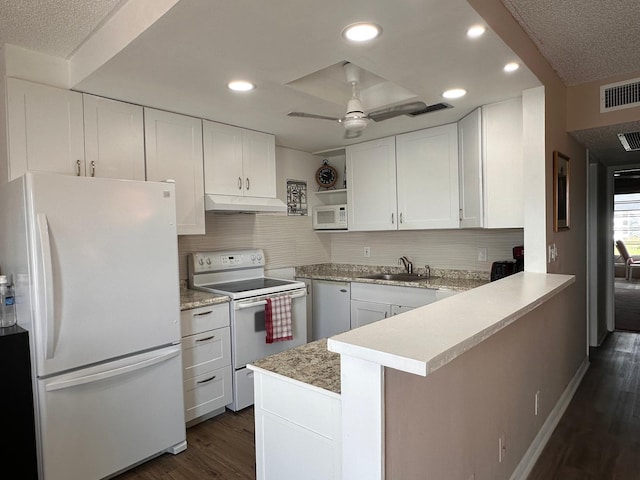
{"left": 0, "top": 275, "right": 17, "bottom": 328}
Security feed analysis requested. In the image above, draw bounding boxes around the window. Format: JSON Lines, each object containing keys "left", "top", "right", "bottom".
{"left": 614, "top": 193, "right": 640, "bottom": 255}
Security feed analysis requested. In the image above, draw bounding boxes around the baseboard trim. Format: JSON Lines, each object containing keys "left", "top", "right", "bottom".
{"left": 509, "top": 357, "right": 590, "bottom": 480}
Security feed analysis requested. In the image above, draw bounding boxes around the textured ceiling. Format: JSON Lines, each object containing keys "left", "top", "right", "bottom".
{"left": 0, "top": 0, "right": 125, "bottom": 58}
{"left": 501, "top": 0, "right": 640, "bottom": 86}
{"left": 503, "top": 0, "right": 640, "bottom": 166}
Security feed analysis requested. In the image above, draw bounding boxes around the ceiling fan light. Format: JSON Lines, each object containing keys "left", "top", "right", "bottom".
{"left": 342, "top": 116, "right": 368, "bottom": 132}
{"left": 442, "top": 88, "right": 467, "bottom": 99}
{"left": 228, "top": 80, "right": 255, "bottom": 91}
{"left": 342, "top": 23, "right": 382, "bottom": 42}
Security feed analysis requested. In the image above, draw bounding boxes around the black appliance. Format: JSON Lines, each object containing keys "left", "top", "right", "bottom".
{"left": 491, "top": 245, "right": 524, "bottom": 281}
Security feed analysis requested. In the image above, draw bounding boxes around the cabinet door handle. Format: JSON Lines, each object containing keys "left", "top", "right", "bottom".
{"left": 459, "top": 208, "right": 463, "bottom": 221}
{"left": 193, "top": 310, "right": 213, "bottom": 317}
{"left": 238, "top": 177, "right": 242, "bottom": 190}
{"left": 391, "top": 213, "right": 395, "bottom": 224}
{"left": 197, "top": 375, "right": 217, "bottom": 384}
{"left": 384, "top": 311, "right": 388, "bottom": 318}
{"left": 76, "top": 160, "right": 81, "bottom": 176}
{"left": 340, "top": 289, "right": 348, "bottom": 293}
{"left": 195, "top": 335, "right": 215, "bottom": 342}
{"left": 90, "top": 161, "right": 96, "bottom": 177}
{"left": 400, "top": 212, "right": 403, "bottom": 224}
{"left": 246, "top": 177, "right": 250, "bottom": 190}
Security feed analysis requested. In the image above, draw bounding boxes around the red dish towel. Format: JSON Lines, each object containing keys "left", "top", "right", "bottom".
{"left": 265, "top": 295, "right": 293, "bottom": 344}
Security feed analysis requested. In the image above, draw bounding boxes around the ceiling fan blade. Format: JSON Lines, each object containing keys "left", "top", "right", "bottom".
{"left": 367, "top": 101, "right": 428, "bottom": 122}
{"left": 287, "top": 112, "right": 340, "bottom": 122}
{"left": 344, "top": 129, "right": 363, "bottom": 139}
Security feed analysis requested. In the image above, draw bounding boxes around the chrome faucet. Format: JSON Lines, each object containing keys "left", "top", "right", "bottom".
{"left": 398, "top": 256, "right": 413, "bottom": 274}
{"left": 425, "top": 265, "right": 431, "bottom": 278}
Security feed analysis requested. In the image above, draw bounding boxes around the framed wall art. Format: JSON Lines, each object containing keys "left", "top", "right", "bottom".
{"left": 553, "top": 150, "right": 570, "bottom": 231}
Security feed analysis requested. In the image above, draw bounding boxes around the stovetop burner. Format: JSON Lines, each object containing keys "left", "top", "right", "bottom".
{"left": 202, "top": 278, "right": 295, "bottom": 293}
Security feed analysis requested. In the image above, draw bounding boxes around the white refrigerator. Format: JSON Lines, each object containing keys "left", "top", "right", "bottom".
{"left": 0, "top": 173, "right": 186, "bottom": 480}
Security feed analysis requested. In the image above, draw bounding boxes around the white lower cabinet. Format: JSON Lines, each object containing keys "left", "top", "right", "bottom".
{"left": 180, "top": 303, "right": 232, "bottom": 425}
{"left": 252, "top": 369, "right": 341, "bottom": 480}
{"left": 350, "top": 300, "right": 391, "bottom": 328}
{"left": 350, "top": 283, "right": 438, "bottom": 328}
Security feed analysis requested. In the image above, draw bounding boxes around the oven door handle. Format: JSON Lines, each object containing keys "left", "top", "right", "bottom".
{"left": 237, "top": 300, "right": 267, "bottom": 309}
{"left": 235, "top": 290, "right": 306, "bottom": 310}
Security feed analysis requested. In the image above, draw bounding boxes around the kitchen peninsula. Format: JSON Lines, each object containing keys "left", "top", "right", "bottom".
{"left": 249, "top": 272, "right": 576, "bottom": 480}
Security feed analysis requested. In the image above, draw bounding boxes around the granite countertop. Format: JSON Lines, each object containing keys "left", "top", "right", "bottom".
{"left": 296, "top": 263, "right": 488, "bottom": 292}
{"left": 180, "top": 288, "right": 230, "bottom": 311}
{"left": 249, "top": 339, "right": 341, "bottom": 395}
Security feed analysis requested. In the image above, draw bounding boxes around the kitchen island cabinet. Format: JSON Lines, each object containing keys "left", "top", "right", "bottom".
{"left": 248, "top": 339, "right": 341, "bottom": 480}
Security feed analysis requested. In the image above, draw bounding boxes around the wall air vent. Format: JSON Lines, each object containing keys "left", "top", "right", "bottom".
{"left": 600, "top": 78, "right": 640, "bottom": 112}
{"left": 407, "top": 102, "right": 453, "bottom": 117}
{"left": 618, "top": 131, "right": 640, "bottom": 152}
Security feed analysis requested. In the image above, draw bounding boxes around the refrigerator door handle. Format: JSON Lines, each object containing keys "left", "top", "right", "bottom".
{"left": 37, "top": 213, "right": 56, "bottom": 359}
{"left": 45, "top": 346, "right": 181, "bottom": 392}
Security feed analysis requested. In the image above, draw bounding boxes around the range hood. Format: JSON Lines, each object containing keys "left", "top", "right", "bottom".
{"left": 204, "top": 194, "right": 287, "bottom": 213}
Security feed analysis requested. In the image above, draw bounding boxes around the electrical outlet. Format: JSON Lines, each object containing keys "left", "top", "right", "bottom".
{"left": 363, "top": 246, "right": 371, "bottom": 257}
{"left": 498, "top": 434, "right": 506, "bottom": 463}
{"left": 477, "top": 247, "right": 488, "bottom": 262}
{"left": 535, "top": 390, "right": 540, "bottom": 416}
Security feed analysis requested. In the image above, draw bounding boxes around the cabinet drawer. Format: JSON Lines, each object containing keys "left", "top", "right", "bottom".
{"left": 184, "top": 365, "right": 232, "bottom": 422}
{"left": 180, "top": 303, "right": 229, "bottom": 337}
{"left": 182, "top": 326, "right": 231, "bottom": 380}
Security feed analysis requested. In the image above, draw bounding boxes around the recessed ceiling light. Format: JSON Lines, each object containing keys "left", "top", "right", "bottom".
{"left": 467, "top": 25, "right": 486, "bottom": 38}
{"left": 228, "top": 80, "right": 255, "bottom": 92}
{"left": 342, "top": 22, "right": 382, "bottom": 42}
{"left": 504, "top": 62, "right": 520, "bottom": 72}
{"left": 442, "top": 88, "right": 467, "bottom": 99}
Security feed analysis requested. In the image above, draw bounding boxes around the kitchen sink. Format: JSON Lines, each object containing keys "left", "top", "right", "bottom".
{"left": 358, "top": 273, "right": 439, "bottom": 282}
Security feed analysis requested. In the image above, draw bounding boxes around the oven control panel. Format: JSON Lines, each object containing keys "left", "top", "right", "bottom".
{"left": 189, "top": 249, "right": 265, "bottom": 273}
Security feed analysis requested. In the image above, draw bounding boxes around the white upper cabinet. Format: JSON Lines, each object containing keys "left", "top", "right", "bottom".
{"left": 203, "top": 120, "right": 276, "bottom": 198}
{"left": 458, "top": 97, "right": 523, "bottom": 229}
{"left": 347, "top": 124, "right": 459, "bottom": 231}
{"left": 395, "top": 123, "right": 459, "bottom": 229}
{"left": 347, "top": 137, "right": 397, "bottom": 231}
{"left": 458, "top": 108, "right": 483, "bottom": 228}
{"left": 144, "top": 108, "right": 205, "bottom": 235}
{"left": 83, "top": 94, "right": 145, "bottom": 180}
{"left": 7, "top": 78, "right": 85, "bottom": 180}
{"left": 203, "top": 121, "right": 243, "bottom": 196}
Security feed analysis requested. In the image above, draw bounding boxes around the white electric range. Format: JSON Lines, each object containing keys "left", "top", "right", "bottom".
{"left": 188, "top": 249, "right": 307, "bottom": 411}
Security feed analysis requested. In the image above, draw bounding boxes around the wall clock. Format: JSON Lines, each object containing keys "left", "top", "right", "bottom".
{"left": 316, "top": 160, "right": 338, "bottom": 189}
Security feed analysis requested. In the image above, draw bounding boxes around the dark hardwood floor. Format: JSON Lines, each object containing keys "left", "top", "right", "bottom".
{"left": 528, "top": 331, "right": 640, "bottom": 480}
{"left": 112, "top": 407, "right": 256, "bottom": 480}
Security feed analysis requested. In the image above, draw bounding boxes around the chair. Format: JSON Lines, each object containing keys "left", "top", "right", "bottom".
{"left": 615, "top": 240, "right": 640, "bottom": 280}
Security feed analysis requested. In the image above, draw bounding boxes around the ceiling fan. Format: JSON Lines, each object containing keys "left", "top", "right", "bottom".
{"left": 287, "top": 63, "right": 428, "bottom": 139}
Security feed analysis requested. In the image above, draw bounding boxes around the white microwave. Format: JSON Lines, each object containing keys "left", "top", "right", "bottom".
{"left": 312, "top": 204, "right": 348, "bottom": 230}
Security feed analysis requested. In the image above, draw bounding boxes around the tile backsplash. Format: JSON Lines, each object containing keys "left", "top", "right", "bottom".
{"left": 178, "top": 211, "right": 523, "bottom": 280}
